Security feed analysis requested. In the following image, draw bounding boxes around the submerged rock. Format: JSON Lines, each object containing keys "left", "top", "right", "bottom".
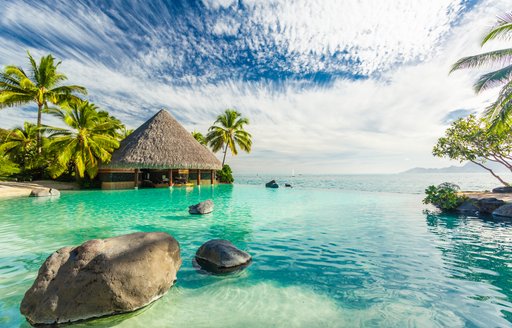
{"left": 30, "top": 188, "right": 60, "bottom": 197}
{"left": 195, "top": 239, "right": 251, "bottom": 274}
{"left": 265, "top": 180, "right": 279, "bottom": 188}
{"left": 189, "top": 200, "right": 214, "bottom": 214}
{"left": 477, "top": 198, "right": 505, "bottom": 214}
{"left": 285, "top": 183, "right": 292, "bottom": 188}
{"left": 493, "top": 204, "right": 512, "bottom": 218}
{"left": 492, "top": 186, "right": 512, "bottom": 193}
{"left": 456, "top": 200, "right": 479, "bottom": 215}
{"left": 20, "top": 232, "right": 181, "bottom": 325}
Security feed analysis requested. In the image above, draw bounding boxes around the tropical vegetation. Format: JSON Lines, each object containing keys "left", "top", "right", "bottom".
{"left": 451, "top": 13, "right": 512, "bottom": 130}
{"left": 433, "top": 115, "right": 512, "bottom": 186}
{"left": 206, "top": 109, "right": 252, "bottom": 166}
{"left": 217, "top": 164, "right": 234, "bottom": 183}
{"left": 423, "top": 183, "right": 467, "bottom": 211}
{"left": 0, "top": 52, "right": 87, "bottom": 148}
{"left": 191, "top": 130, "right": 207, "bottom": 146}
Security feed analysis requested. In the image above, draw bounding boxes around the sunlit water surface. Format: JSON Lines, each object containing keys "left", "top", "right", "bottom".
{"left": 1, "top": 174, "right": 512, "bottom": 327}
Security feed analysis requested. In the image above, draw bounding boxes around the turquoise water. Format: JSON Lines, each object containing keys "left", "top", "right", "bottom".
{"left": 1, "top": 175, "right": 512, "bottom": 327}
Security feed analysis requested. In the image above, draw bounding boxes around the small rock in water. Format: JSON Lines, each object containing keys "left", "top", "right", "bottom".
{"left": 195, "top": 239, "right": 252, "bottom": 274}
{"left": 30, "top": 188, "right": 60, "bottom": 197}
{"left": 477, "top": 198, "right": 505, "bottom": 214}
{"left": 492, "top": 186, "right": 512, "bottom": 193}
{"left": 285, "top": 183, "right": 292, "bottom": 188}
{"left": 20, "top": 232, "right": 181, "bottom": 325}
{"left": 189, "top": 200, "right": 214, "bottom": 214}
{"left": 265, "top": 180, "right": 279, "bottom": 188}
{"left": 456, "top": 200, "right": 479, "bottom": 215}
{"left": 493, "top": 204, "right": 512, "bottom": 218}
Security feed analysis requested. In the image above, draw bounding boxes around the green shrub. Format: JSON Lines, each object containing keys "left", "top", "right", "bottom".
{"left": 423, "top": 182, "right": 466, "bottom": 210}
{"left": 217, "top": 164, "right": 234, "bottom": 183}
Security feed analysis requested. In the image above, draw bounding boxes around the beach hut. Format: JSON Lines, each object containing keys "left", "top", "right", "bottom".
{"left": 99, "top": 109, "right": 222, "bottom": 189}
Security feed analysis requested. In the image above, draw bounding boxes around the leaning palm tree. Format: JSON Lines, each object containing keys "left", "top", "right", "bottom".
{"left": 206, "top": 109, "right": 252, "bottom": 166}
{"left": 46, "top": 100, "right": 120, "bottom": 179}
{"left": 451, "top": 13, "right": 512, "bottom": 129}
{"left": 0, "top": 52, "right": 87, "bottom": 147}
{"left": 192, "top": 130, "right": 207, "bottom": 146}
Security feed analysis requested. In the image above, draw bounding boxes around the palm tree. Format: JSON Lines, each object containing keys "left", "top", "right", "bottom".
{"left": 0, "top": 122, "right": 41, "bottom": 170}
{"left": 206, "top": 109, "right": 252, "bottom": 166}
{"left": 46, "top": 100, "right": 120, "bottom": 179}
{"left": 0, "top": 52, "right": 87, "bottom": 148}
{"left": 451, "top": 13, "right": 512, "bottom": 129}
{"left": 192, "top": 130, "right": 207, "bottom": 145}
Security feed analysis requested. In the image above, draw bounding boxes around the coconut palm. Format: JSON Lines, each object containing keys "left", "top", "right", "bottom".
{"left": 206, "top": 109, "right": 252, "bottom": 166}
{"left": 46, "top": 100, "right": 120, "bottom": 179}
{"left": 0, "top": 52, "right": 87, "bottom": 147}
{"left": 0, "top": 122, "right": 41, "bottom": 170}
{"left": 451, "top": 13, "right": 512, "bottom": 129}
{"left": 192, "top": 130, "right": 207, "bottom": 145}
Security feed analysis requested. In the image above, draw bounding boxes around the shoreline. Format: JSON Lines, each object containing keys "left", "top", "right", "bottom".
{"left": 0, "top": 180, "right": 80, "bottom": 199}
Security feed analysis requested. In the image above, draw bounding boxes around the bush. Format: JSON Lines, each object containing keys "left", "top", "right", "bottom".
{"left": 423, "top": 182, "right": 466, "bottom": 210}
{"left": 217, "top": 164, "right": 234, "bottom": 183}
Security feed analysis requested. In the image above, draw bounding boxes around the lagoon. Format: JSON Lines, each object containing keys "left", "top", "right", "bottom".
{"left": 1, "top": 175, "right": 512, "bottom": 327}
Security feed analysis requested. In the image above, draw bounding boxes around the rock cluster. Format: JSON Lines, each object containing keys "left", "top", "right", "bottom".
{"left": 30, "top": 188, "right": 60, "bottom": 197}
{"left": 265, "top": 180, "right": 279, "bottom": 188}
{"left": 189, "top": 200, "right": 214, "bottom": 214}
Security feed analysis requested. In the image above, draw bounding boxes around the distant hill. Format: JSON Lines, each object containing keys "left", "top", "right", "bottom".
{"left": 402, "top": 161, "right": 509, "bottom": 174}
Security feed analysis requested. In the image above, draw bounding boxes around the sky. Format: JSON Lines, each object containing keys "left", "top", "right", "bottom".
{"left": 0, "top": 0, "right": 510, "bottom": 174}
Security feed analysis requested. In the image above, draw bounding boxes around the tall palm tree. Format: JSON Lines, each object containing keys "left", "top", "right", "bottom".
{"left": 206, "top": 109, "right": 252, "bottom": 166}
{"left": 0, "top": 52, "right": 87, "bottom": 147}
{"left": 191, "top": 130, "right": 207, "bottom": 145}
{"left": 46, "top": 100, "right": 120, "bottom": 179}
{"left": 0, "top": 122, "right": 41, "bottom": 170}
{"left": 451, "top": 13, "right": 512, "bottom": 129}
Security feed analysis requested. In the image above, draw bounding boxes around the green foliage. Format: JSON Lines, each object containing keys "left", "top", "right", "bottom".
{"left": 0, "top": 128, "right": 9, "bottom": 144}
{"left": 0, "top": 151, "right": 20, "bottom": 177}
{"left": 191, "top": 130, "right": 207, "bottom": 145}
{"left": 45, "top": 100, "right": 120, "bottom": 179}
{"left": 423, "top": 183, "right": 466, "bottom": 210}
{"left": 217, "top": 164, "right": 234, "bottom": 183}
{"left": 206, "top": 109, "right": 252, "bottom": 166}
{"left": 450, "top": 13, "right": 512, "bottom": 129}
{"left": 433, "top": 115, "right": 511, "bottom": 186}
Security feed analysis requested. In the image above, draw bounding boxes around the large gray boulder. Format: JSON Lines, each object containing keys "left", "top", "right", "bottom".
{"left": 189, "top": 200, "right": 214, "bottom": 214}
{"left": 195, "top": 239, "right": 251, "bottom": 273}
{"left": 493, "top": 204, "right": 512, "bottom": 218}
{"left": 20, "top": 232, "right": 181, "bottom": 325}
{"left": 477, "top": 198, "right": 505, "bottom": 214}
{"left": 30, "top": 188, "right": 60, "bottom": 197}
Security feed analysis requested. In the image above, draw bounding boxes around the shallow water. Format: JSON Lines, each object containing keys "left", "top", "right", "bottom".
{"left": 1, "top": 178, "right": 512, "bottom": 327}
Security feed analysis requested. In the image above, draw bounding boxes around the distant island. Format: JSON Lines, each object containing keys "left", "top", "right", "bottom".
{"left": 402, "top": 162, "right": 509, "bottom": 174}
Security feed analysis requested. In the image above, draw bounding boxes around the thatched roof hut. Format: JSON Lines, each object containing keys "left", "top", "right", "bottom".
{"left": 107, "top": 109, "right": 221, "bottom": 170}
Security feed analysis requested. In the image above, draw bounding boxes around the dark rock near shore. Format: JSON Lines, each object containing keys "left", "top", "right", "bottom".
{"left": 492, "top": 186, "right": 512, "bottom": 193}
{"left": 266, "top": 180, "right": 279, "bottom": 188}
{"left": 493, "top": 204, "right": 512, "bottom": 218}
{"left": 285, "top": 183, "right": 292, "bottom": 188}
{"left": 20, "top": 232, "right": 181, "bottom": 325}
{"left": 189, "top": 200, "right": 214, "bottom": 214}
{"left": 30, "top": 188, "right": 60, "bottom": 197}
{"left": 477, "top": 198, "right": 505, "bottom": 214}
{"left": 456, "top": 201, "right": 479, "bottom": 215}
{"left": 195, "top": 239, "right": 251, "bottom": 274}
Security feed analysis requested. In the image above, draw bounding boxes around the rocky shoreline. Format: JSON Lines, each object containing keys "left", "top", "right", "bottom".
{"left": 458, "top": 191, "right": 512, "bottom": 217}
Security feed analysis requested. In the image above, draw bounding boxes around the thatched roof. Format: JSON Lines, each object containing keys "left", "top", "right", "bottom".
{"left": 106, "top": 109, "right": 222, "bottom": 170}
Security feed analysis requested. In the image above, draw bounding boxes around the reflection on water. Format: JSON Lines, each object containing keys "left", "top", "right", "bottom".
{"left": 425, "top": 210, "right": 512, "bottom": 323}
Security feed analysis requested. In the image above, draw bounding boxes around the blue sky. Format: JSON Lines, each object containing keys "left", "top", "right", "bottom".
{"left": 0, "top": 0, "right": 509, "bottom": 173}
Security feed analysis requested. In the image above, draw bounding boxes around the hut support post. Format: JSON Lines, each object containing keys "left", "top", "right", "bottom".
{"left": 197, "top": 169, "right": 201, "bottom": 186}
{"left": 134, "top": 168, "right": 139, "bottom": 189}
{"left": 210, "top": 170, "right": 214, "bottom": 184}
{"left": 168, "top": 169, "right": 173, "bottom": 187}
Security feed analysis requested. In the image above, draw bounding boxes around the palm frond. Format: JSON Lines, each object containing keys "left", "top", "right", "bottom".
{"left": 482, "top": 13, "right": 512, "bottom": 45}
{"left": 450, "top": 48, "right": 512, "bottom": 72}
{"left": 474, "top": 64, "right": 512, "bottom": 92}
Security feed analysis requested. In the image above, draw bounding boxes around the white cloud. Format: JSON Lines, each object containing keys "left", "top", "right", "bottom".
{"left": 0, "top": 0, "right": 510, "bottom": 174}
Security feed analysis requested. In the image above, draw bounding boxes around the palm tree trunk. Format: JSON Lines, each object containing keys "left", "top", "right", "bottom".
{"left": 222, "top": 143, "right": 228, "bottom": 166}
{"left": 37, "top": 103, "right": 42, "bottom": 153}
